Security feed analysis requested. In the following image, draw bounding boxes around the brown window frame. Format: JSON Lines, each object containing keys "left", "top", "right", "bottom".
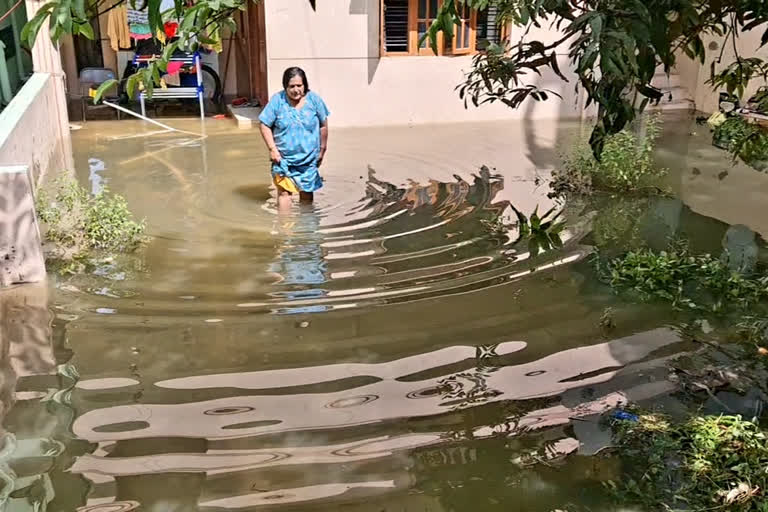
{"left": 380, "top": 0, "right": 478, "bottom": 57}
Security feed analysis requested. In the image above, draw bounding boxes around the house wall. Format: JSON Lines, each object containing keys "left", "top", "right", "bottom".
{"left": 675, "top": 29, "right": 768, "bottom": 114}
{"left": 263, "top": 0, "right": 584, "bottom": 127}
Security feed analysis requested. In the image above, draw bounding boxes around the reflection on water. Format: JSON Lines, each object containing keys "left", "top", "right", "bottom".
{"left": 2, "top": 115, "right": 767, "bottom": 511}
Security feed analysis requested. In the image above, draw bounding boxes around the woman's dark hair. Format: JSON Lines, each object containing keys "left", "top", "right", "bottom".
{"left": 282, "top": 67, "right": 310, "bottom": 92}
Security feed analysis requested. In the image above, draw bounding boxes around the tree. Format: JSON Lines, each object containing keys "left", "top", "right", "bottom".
{"left": 427, "top": 0, "right": 768, "bottom": 156}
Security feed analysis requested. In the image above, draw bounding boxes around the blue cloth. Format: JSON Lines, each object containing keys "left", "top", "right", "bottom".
{"left": 259, "top": 90, "right": 330, "bottom": 193}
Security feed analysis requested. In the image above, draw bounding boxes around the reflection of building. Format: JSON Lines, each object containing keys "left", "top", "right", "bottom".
{"left": 0, "top": 284, "right": 89, "bottom": 511}
{"left": 65, "top": 327, "right": 682, "bottom": 510}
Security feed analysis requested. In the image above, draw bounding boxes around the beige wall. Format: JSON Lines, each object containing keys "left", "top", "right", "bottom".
{"left": 263, "top": 0, "right": 584, "bottom": 126}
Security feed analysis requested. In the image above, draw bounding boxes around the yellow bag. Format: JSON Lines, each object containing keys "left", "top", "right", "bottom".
{"left": 707, "top": 111, "right": 727, "bottom": 128}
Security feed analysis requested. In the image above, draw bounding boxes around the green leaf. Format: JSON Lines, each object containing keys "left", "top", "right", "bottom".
{"left": 73, "top": 0, "right": 85, "bottom": 18}
{"left": 126, "top": 73, "right": 139, "bottom": 98}
{"left": 20, "top": 3, "right": 56, "bottom": 48}
{"left": 92, "top": 79, "right": 117, "bottom": 102}
{"left": 77, "top": 20, "right": 94, "bottom": 40}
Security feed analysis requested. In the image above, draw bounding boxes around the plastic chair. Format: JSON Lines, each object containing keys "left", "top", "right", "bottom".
{"left": 79, "top": 67, "right": 120, "bottom": 121}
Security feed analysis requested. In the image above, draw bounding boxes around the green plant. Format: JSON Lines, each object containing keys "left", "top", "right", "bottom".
{"left": 554, "top": 115, "right": 667, "bottom": 195}
{"left": 711, "top": 116, "right": 768, "bottom": 170}
{"left": 737, "top": 316, "right": 768, "bottom": 346}
{"left": 712, "top": 116, "right": 755, "bottom": 150}
{"left": 602, "top": 245, "right": 768, "bottom": 313}
{"left": 517, "top": 205, "right": 566, "bottom": 256}
{"left": 35, "top": 177, "right": 147, "bottom": 270}
{"left": 609, "top": 414, "right": 768, "bottom": 511}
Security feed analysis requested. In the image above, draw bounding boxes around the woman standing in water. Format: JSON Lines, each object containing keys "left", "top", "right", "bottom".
{"left": 259, "top": 67, "right": 330, "bottom": 210}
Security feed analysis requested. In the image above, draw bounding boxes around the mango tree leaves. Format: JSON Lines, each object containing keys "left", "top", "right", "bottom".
{"left": 429, "top": 0, "right": 768, "bottom": 158}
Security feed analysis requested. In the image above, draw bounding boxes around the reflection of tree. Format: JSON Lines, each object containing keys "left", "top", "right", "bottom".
{"left": 436, "top": 344, "right": 503, "bottom": 412}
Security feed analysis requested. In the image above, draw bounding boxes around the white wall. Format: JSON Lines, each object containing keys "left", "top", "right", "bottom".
{"left": 263, "top": 0, "right": 583, "bottom": 127}
{"left": 678, "top": 29, "right": 768, "bottom": 114}
{"left": 0, "top": 73, "right": 72, "bottom": 186}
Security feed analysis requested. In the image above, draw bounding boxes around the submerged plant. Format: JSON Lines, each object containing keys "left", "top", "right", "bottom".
{"left": 553, "top": 115, "right": 667, "bottom": 196}
{"left": 601, "top": 245, "right": 768, "bottom": 313}
{"left": 36, "top": 177, "right": 147, "bottom": 272}
{"left": 609, "top": 414, "right": 768, "bottom": 511}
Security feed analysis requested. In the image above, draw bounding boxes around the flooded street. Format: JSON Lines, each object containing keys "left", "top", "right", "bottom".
{"left": 2, "top": 113, "right": 767, "bottom": 511}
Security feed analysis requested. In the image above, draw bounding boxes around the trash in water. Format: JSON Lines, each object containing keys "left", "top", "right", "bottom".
{"left": 611, "top": 410, "right": 639, "bottom": 422}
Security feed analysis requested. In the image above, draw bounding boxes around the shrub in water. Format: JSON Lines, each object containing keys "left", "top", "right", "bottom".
{"left": 601, "top": 244, "right": 768, "bottom": 313}
{"left": 552, "top": 114, "right": 667, "bottom": 195}
{"left": 36, "top": 177, "right": 146, "bottom": 269}
{"left": 609, "top": 414, "right": 768, "bottom": 511}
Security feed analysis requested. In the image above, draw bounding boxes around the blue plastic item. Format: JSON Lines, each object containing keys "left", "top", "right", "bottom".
{"left": 611, "top": 410, "right": 639, "bottom": 422}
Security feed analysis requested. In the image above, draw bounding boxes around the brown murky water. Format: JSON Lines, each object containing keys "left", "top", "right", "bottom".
{"left": 1, "top": 112, "right": 767, "bottom": 511}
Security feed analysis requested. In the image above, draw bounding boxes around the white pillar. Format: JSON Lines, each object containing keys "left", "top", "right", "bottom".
{"left": 0, "top": 165, "right": 46, "bottom": 287}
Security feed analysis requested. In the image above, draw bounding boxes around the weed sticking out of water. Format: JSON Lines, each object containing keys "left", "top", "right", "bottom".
{"left": 600, "top": 244, "right": 768, "bottom": 314}
{"left": 608, "top": 413, "right": 768, "bottom": 511}
{"left": 737, "top": 315, "right": 768, "bottom": 349}
{"left": 36, "top": 176, "right": 147, "bottom": 273}
{"left": 481, "top": 204, "right": 566, "bottom": 258}
{"left": 552, "top": 114, "right": 667, "bottom": 196}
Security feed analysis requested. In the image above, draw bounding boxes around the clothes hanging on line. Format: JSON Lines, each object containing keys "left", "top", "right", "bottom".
{"left": 126, "top": 7, "right": 148, "bottom": 24}
{"left": 106, "top": 5, "right": 131, "bottom": 51}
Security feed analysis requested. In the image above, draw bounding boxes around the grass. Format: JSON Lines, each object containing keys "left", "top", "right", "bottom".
{"left": 609, "top": 413, "right": 768, "bottom": 511}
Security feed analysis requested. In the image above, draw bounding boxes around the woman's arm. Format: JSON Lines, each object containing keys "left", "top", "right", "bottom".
{"left": 318, "top": 120, "right": 328, "bottom": 167}
{"left": 259, "top": 122, "right": 281, "bottom": 164}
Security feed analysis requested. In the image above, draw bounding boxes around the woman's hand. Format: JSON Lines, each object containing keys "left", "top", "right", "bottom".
{"left": 269, "top": 147, "right": 282, "bottom": 164}
{"left": 317, "top": 147, "right": 327, "bottom": 167}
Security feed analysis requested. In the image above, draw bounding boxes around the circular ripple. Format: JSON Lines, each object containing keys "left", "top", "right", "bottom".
{"left": 406, "top": 381, "right": 460, "bottom": 399}
{"left": 325, "top": 394, "right": 378, "bottom": 409}
{"left": 77, "top": 501, "right": 140, "bottom": 512}
{"left": 203, "top": 406, "right": 255, "bottom": 416}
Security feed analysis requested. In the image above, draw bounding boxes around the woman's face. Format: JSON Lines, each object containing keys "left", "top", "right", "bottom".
{"left": 286, "top": 76, "right": 305, "bottom": 101}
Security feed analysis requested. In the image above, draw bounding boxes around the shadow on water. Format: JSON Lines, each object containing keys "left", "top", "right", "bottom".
{"left": 2, "top": 117, "right": 767, "bottom": 511}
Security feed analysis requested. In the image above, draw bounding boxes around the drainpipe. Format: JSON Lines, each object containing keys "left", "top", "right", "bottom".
{"left": 0, "top": 40, "right": 13, "bottom": 104}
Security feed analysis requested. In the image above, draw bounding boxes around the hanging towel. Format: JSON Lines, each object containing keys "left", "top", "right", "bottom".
{"left": 106, "top": 5, "right": 131, "bottom": 51}
{"left": 126, "top": 7, "right": 148, "bottom": 24}
{"left": 203, "top": 26, "right": 222, "bottom": 53}
{"left": 162, "top": 72, "right": 181, "bottom": 86}
{"left": 165, "top": 61, "right": 184, "bottom": 75}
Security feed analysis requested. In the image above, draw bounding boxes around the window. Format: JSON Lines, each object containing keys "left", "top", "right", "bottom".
{"left": 381, "top": 0, "right": 499, "bottom": 56}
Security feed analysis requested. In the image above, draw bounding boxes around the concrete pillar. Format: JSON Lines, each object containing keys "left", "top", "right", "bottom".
{"left": 0, "top": 166, "right": 46, "bottom": 287}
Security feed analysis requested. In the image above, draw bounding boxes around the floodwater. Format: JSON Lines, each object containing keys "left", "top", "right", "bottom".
{"left": 1, "top": 112, "right": 767, "bottom": 511}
